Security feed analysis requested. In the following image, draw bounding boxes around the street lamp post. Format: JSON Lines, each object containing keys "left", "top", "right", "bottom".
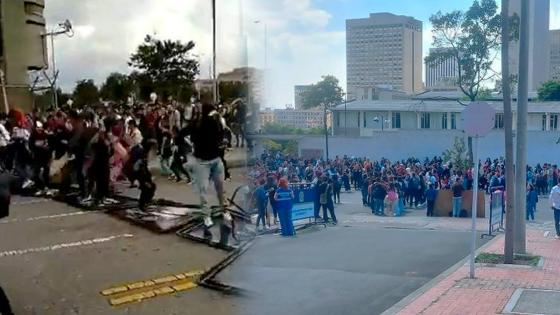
{"left": 324, "top": 103, "right": 329, "bottom": 161}
{"left": 344, "top": 93, "right": 347, "bottom": 136}
{"left": 42, "top": 20, "right": 73, "bottom": 109}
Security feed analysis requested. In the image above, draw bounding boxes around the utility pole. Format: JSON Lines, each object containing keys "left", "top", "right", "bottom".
{"left": 502, "top": 0, "right": 515, "bottom": 264}
{"left": 515, "top": 0, "right": 529, "bottom": 254}
{"left": 324, "top": 103, "right": 329, "bottom": 161}
{"left": 212, "top": 0, "right": 218, "bottom": 104}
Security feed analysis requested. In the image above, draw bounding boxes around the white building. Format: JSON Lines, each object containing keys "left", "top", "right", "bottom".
{"left": 425, "top": 48, "right": 458, "bottom": 89}
{"left": 273, "top": 108, "right": 324, "bottom": 129}
{"left": 346, "top": 12, "right": 423, "bottom": 99}
{"left": 509, "top": 0, "right": 550, "bottom": 91}
{"left": 332, "top": 99, "right": 560, "bottom": 137}
{"left": 294, "top": 85, "right": 312, "bottom": 109}
{"left": 551, "top": 29, "right": 560, "bottom": 81}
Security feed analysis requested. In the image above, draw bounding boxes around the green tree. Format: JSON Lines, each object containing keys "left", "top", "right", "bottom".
{"left": 72, "top": 79, "right": 99, "bottom": 108}
{"left": 427, "top": 0, "right": 502, "bottom": 164}
{"left": 262, "top": 139, "right": 282, "bottom": 152}
{"left": 129, "top": 35, "right": 199, "bottom": 101}
{"left": 100, "top": 72, "right": 133, "bottom": 102}
{"left": 442, "top": 137, "right": 470, "bottom": 172}
{"left": 300, "top": 75, "right": 344, "bottom": 110}
{"left": 537, "top": 80, "right": 560, "bottom": 101}
{"left": 219, "top": 81, "right": 248, "bottom": 103}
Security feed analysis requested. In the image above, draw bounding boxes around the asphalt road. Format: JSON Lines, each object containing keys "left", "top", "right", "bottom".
{"left": 0, "top": 165, "right": 247, "bottom": 315}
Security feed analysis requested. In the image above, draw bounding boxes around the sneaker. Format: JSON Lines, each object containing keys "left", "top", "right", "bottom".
{"left": 105, "top": 198, "right": 119, "bottom": 205}
{"left": 555, "top": 235, "right": 560, "bottom": 239}
{"left": 22, "top": 179, "right": 34, "bottom": 189}
{"left": 80, "top": 195, "right": 93, "bottom": 204}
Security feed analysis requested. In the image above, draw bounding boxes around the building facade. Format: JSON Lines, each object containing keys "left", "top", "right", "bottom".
{"left": 258, "top": 107, "right": 274, "bottom": 129}
{"left": 332, "top": 99, "right": 560, "bottom": 137}
{"left": 346, "top": 12, "right": 422, "bottom": 100}
{"left": 294, "top": 85, "right": 311, "bottom": 109}
{"left": 1, "top": 0, "right": 47, "bottom": 112}
{"left": 508, "top": 0, "right": 550, "bottom": 91}
{"left": 273, "top": 108, "right": 324, "bottom": 129}
{"left": 551, "top": 29, "right": 560, "bottom": 81}
{"left": 425, "top": 48, "right": 458, "bottom": 89}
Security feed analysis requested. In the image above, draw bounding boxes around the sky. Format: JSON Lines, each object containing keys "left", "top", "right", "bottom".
{"left": 45, "top": 0, "right": 560, "bottom": 107}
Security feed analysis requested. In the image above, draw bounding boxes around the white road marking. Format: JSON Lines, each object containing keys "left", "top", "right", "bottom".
{"left": 12, "top": 198, "right": 50, "bottom": 205}
{"left": 0, "top": 234, "right": 134, "bottom": 258}
{"left": 0, "top": 211, "right": 99, "bottom": 224}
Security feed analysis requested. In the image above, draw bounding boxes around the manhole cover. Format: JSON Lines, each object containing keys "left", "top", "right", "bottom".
{"left": 504, "top": 289, "right": 560, "bottom": 314}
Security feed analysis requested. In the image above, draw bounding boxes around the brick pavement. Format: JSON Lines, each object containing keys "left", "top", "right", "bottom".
{"left": 394, "top": 229, "right": 560, "bottom": 315}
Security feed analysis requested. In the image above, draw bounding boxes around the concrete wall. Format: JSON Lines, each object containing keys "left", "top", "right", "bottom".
{"left": 294, "top": 130, "right": 560, "bottom": 165}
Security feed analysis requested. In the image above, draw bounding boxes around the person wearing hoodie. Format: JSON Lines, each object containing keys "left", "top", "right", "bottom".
{"left": 526, "top": 184, "right": 538, "bottom": 221}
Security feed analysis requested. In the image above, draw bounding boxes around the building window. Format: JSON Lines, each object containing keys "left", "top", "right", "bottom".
{"left": 421, "top": 113, "right": 431, "bottom": 129}
{"left": 542, "top": 114, "right": 547, "bottom": 131}
{"left": 336, "top": 113, "right": 340, "bottom": 127}
{"left": 364, "top": 113, "right": 367, "bottom": 127}
{"left": 451, "top": 113, "right": 456, "bottom": 129}
{"left": 391, "top": 112, "right": 401, "bottom": 129}
{"left": 494, "top": 114, "right": 504, "bottom": 129}
{"left": 551, "top": 114, "right": 558, "bottom": 131}
{"left": 441, "top": 114, "right": 448, "bottom": 129}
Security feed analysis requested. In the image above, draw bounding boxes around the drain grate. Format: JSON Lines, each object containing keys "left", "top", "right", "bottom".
{"left": 504, "top": 289, "right": 560, "bottom": 315}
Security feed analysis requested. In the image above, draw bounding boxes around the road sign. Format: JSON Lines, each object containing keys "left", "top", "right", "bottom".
{"left": 461, "top": 102, "right": 496, "bottom": 137}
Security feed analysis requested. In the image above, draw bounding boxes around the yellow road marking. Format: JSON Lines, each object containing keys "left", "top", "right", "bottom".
{"left": 101, "top": 270, "right": 205, "bottom": 307}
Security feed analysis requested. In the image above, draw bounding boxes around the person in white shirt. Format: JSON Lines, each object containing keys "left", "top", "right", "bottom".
{"left": 548, "top": 183, "right": 560, "bottom": 238}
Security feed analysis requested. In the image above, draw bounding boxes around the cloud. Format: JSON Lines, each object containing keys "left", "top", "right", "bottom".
{"left": 44, "top": 0, "right": 246, "bottom": 92}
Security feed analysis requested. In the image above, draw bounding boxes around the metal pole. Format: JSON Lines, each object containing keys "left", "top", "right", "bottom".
{"left": 0, "top": 70, "right": 9, "bottom": 113}
{"left": 325, "top": 104, "right": 329, "bottom": 161}
{"left": 470, "top": 136, "right": 480, "bottom": 279}
{"left": 514, "top": 0, "right": 529, "bottom": 254}
{"left": 51, "top": 34, "right": 58, "bottom": 108}
{"left": 344, "top": 94, "right": 347, "bottom": 136}
{"left": 382, "top": 115, "right": 384, "bottom": 131}
{"left": 501, "top": 0, "right": 515, "bottom": 264}
{"left": 212, "top": 0, "right": 218, "bottom": 104}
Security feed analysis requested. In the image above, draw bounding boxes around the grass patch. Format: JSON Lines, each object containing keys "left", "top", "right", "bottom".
{"left": 475, "top": 252, "right": 541, "bottom": 266}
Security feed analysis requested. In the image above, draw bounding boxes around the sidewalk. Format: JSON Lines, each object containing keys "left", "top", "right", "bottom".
{"left": 387, "top": 228, "right": 560, "bottom": 315}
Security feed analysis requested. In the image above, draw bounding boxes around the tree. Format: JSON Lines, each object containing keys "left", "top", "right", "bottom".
{"left": 537, "top": 80, "right": 560, "bottom": 101}
{"left": 427, "top": 0, "right": 502, "bottom": 164}
{"left": 262, "top": 139, "right": 282, "bottom": 152}
{"left": 300, "top": 75, "right": 344, "bottom": 110}
{"left": 442, "top": 137, "right": 470, "bottom": 172}
{"left": 129, "top": 35, "right": 199, "bottom": 101}
{"left": 72, "top": 79, "right": 99, "bottom": 108}
{"left": 219, "top": 81, "right": 248, "bottom": 103}
{"left": 100, "top": 72, "right": 133, "bottom": 102}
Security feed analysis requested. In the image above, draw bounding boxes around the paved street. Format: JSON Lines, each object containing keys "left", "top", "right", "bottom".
{"left": 0, "top": 157, "right": 246, "bottom": 315}
{"left": 217, "top": 190, "right": 555, "bottom": 315}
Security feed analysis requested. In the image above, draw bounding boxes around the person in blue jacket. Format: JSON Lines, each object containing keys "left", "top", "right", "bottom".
{"left": 254, "top": 179, "right": 269, "bottom": 231}
{"left": 274, "top": 177, "right": 296, "bottom": 236}
{"left": 526, "top": 184, "right": 538, "bottom": 221}
{"left": 425, "top": 184, "right": 438, "bottom": 217}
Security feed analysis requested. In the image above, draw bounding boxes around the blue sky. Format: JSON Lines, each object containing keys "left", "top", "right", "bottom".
{"left": 246, "top": 0, "right": 560, "bottom": 108}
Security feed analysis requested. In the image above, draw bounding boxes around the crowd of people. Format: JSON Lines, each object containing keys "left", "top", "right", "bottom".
{"left": 249, "top": 151, "right": 560, "bottom": 227}
{"left": 0, "top": 97, "right": 247, "bottom": 218}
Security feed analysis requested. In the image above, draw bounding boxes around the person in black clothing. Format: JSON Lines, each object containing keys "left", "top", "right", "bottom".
{"left": 29, "top": 122, "right": 52, "bottom": 194}
{"left": 90, "top": 130, "right": 112, "bottom": 205}
{"left": 361, "top": 176, "right": 369, "bottom": 206}
{"left": 265, "top": 176, "right": 278, "bottom": 225}
{"left": 332, "top": 174, "right": 342, "bottom": 204}
{"left": 0, "top": 173, "right": 14, "bottom": 315}
{"left": 170, "top": 126, "right": 192, "bottom": 183}
{"left": 134, "top": 142, "right": 156, "bottom": 211}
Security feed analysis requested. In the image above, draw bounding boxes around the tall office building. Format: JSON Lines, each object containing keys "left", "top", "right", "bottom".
{"left": 551, "top": 30, "right": 560, "bottom": 81}
{"left": 508, "top": 0, "right": 550, "bottom": 91}
{"left": 294, "top": 85, "right": 311, "bottom": 109}
{"left": 425, "top": 48, "right": 459, "bottom": 89}
{"left": 346, "top": 12, "right": 422, "bottom": 100}
{"left": 0, "top": 0, "right": 47, "bottom": 112}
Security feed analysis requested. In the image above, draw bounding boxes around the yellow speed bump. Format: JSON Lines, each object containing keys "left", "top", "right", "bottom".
{"left": 100, "top": 270, "right": 205, "bottom": 307}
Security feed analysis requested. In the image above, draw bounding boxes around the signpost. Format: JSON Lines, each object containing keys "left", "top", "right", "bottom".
{"left": 462, "top": 102, "right": 496, "bottom": 279}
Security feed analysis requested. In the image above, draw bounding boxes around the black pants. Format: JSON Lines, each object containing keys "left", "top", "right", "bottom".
{"left": 0, "top": 197, "right": 9, "bottom": 219}
{"left": 427, "top": 200, "right": 435, "bottom": 217}
{"left": 0, "top": 286, "right": 14, "bottom": 315}
{"left": 93, "top": 162, "right": 110, "bottom": 202}
{"left": 32, "top": 157, "right": 50, "bottom": 190}
{"left": 170, "top": 155, "right": 191, "bottom": 181}
{"left": 139, "top": 182, "right": 156, "bottom": 210}
{"left": 314, "top": 200, "right": 321, "bottom": 219}
{"left": 322, "top": 202, "right": 337, "bottom": 223}
{"left": 74, "top": 154, "right": 86, "bottom": 198}
{"left": 333, "top": 189, "right": 341, "bottom": 203}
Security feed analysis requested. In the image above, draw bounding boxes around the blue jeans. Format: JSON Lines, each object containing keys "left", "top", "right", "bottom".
{"left": 452, "top": 197, "right": 462, "bottom": 217}
{"left": 526, "top": 204, "right": 536, "bottom": 220}
{"left": 395, "top": 197, "right": 405, "bottom": 216}
{"left": 554, "top": 209, "right": 560, "bottom": 237}
{"left": 194, "top": 157, "right": 225, "bottom": 218}
{"left": 373, "top": 198, "right": 384, "bottom": 215}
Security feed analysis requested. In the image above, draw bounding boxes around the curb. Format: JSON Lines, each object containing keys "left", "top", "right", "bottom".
{"left": 380, "top": 232, "right": 504, "bottom": 315}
